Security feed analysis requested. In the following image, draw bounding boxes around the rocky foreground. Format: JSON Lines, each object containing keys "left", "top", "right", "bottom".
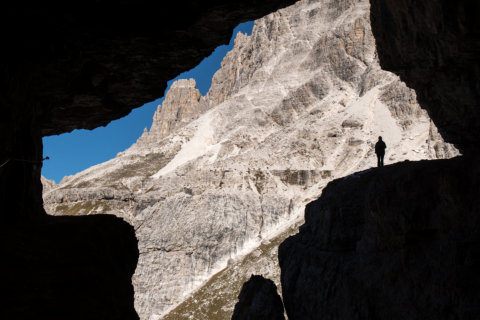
{"left": 277, "top": 155, "right": 479, "bottom": 319}
{"left": 43, "top": 0, "right": 457, "bottom": 318}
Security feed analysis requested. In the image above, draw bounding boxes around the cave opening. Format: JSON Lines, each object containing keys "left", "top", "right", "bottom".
{"left": 39, "top": 1, "right": 466, "bottom": 319}
{"left": 41, "top": 21, "right": 254, "bottom": 185}
{"left": 2, "top": 0, "right": 479, "bottom": 319}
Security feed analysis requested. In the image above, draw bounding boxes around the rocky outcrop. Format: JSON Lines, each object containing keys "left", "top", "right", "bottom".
{"left": 232, "top": 275, "right": 285, "bottom": 320}
{"left": 41, "top": 176, "right": 57, "bottom": 193}
{"left": 43, "top": 0, "right": 458, "bottom": 318}
{"left": 279, "top": 155, "right": 480, "bottom": 319}
{"left": 136, "top": 79, "right": 205, "bottom": 146}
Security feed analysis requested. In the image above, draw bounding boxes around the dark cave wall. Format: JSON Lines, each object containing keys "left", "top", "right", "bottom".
{"left": 0, "top": 114, "right": 44, "bottom": 221}
{"left": 369, "top": 0, "right": 480, "bottom": 152}
{"left": 0, "top": 1, "right": 297, "bottom": 319}
{"left": 279, "top": 158, "right": 480, "bottom": 320}
{"left": 1, "top": 215, "right": 140, "bottom": 320}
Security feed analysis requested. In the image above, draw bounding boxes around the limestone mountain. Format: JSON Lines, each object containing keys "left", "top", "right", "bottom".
{"left": 137, "top": 79, "right": 205, "bottom": 146}
{"left": 42, "top": 0, "right": 457, "bottom": 319}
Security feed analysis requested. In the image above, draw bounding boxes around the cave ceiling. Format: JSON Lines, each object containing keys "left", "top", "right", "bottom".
{"left": 1, "top": 0, "right": 297, "bottom": 136}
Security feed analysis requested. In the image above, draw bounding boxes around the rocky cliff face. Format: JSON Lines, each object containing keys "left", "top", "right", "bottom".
{"left": 43, "top": 0, "right": 457, "bottom": 318}
{"left": 137, "top": 79, "right": 205, "bottom": 146}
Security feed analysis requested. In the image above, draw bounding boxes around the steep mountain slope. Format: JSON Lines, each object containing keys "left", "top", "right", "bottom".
{"left": 43, "top": 0, "right": 457, "bottom": 318}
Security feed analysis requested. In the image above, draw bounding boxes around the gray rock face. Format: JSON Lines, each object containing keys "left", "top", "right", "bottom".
{"left": 162, "top": 221, "right": 300, "bottom": 320}
{"left": 43, "top": 0, "right": 458, "bottom": 318}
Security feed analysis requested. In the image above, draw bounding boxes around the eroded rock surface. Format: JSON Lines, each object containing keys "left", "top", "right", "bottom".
{"left": 162, "top": 222, "right": 301, "bottom": 320}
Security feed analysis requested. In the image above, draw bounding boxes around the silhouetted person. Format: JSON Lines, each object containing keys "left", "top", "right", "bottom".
{"left": 375, "top": 136, "right": 386, "bottom": 167}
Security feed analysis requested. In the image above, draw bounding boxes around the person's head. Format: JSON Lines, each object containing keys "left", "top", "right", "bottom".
{"left": 378, "top": 136, "right": 382, "bottom": 141}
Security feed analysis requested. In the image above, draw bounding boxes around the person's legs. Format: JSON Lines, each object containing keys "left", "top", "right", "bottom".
{"left": 380, "top": 154, "right": 384, "bottom": 167}
{"left": 377, "top": 154, "right": 381, "bottom": 167}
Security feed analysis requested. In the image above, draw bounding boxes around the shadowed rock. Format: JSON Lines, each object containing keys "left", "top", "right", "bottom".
{"left": 279, "top": 156, "right": 480, "bottom": 319}
{"left": 370, "top": 0, "right": 480, "bottom": 152}
{"left": 232, "top": 275, "right": 285, "bottom": 320}
{"left": 1, "top": 215, "right": 139, "bottom": 320}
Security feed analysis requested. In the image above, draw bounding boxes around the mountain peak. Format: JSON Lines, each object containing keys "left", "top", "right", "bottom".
{"left": 132, "top": 78, "right": 205, "bottom": 148}
{"left": 170, "top": 78, "right": 197, "bottom": 89}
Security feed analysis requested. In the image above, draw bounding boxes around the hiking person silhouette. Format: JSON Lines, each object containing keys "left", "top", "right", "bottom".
{"left": 375, "top": 136, "right": 386, "bottom": 167}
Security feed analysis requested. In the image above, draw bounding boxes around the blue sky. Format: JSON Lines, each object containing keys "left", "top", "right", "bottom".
{"left": 42, "top": 21, "right": 254, "bottom": 183}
